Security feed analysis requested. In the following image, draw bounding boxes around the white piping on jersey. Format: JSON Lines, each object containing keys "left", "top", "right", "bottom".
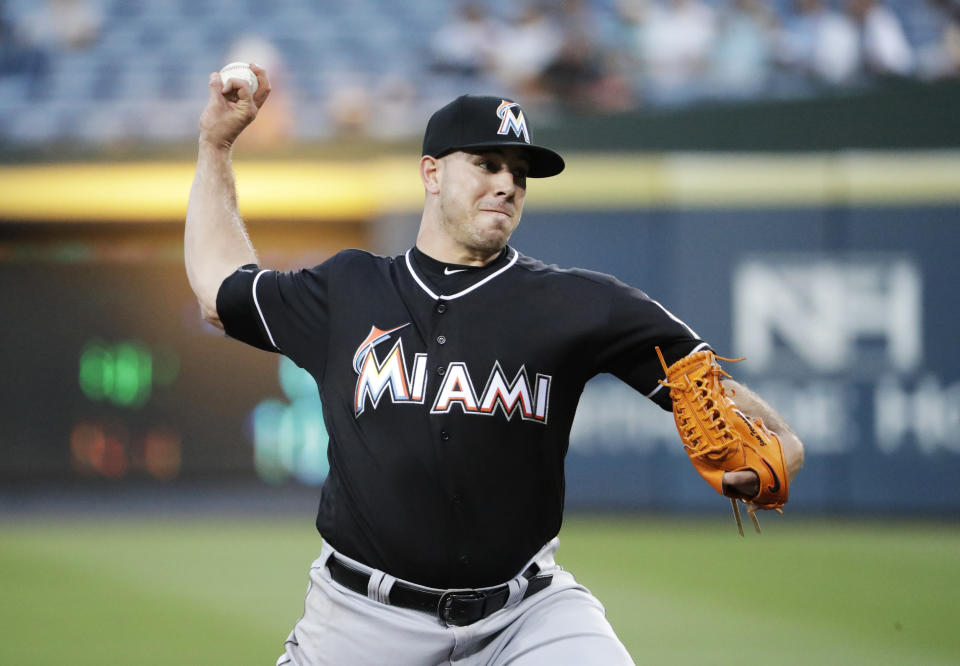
{"left": 649, "top": 298, "right": 700, "bottom": 340}
{"left": 404, "top": 248, "right": 519, "bottom": 301}
{"left": 252, "top": 269, "right": 279, "bottom": 350}
{"left": 689, "top": 341, "right": 709, "bottom": 354}
{"left": 644, "top": 341, "right": 710, "bottom": 398}
{"left": 645, "top": 383, "right": 664, "bottom": 398}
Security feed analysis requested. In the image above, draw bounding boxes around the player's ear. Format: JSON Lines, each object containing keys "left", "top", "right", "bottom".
{"left": 420, "top": 155, "right": 441, "bottom": 195}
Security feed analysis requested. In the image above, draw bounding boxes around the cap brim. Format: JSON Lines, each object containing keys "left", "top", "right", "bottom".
{"left": 448, "top": 142, "right": 565, "bottom": 178}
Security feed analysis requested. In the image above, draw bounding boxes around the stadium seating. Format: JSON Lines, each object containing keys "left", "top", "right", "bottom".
{"left": 0, "top": 0, "right": 947, "bottom": 144}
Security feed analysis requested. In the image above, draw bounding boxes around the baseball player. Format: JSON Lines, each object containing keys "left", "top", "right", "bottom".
{"left": 186, "top": 67, "right": 803, "bottom": 665}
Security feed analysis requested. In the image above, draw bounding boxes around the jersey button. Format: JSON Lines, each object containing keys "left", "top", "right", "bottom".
{"left": 458, "top": 554, "right": 470, "bottom": 565}
{"left": 440, "top": 430, "right": 450, "bottom": 441}
{"left": 436, "top": 335, "right": 446, "bottom": 345}
{"left": 436, "top": 302, "right": 447, "bottom": 314}
{"left": 437, "top": 365, "right": 446, "bottom": 376}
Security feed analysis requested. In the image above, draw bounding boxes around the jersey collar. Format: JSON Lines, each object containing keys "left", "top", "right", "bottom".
{"left": 404, "top": 246, "right": 518, "bottom": 301}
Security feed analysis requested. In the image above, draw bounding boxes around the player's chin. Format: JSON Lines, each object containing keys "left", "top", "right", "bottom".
{"left": 485, "top": 222, "right": 517, "bottom": 243}
{"left": 470, "top": 228, "right": 511, "bottom": 254}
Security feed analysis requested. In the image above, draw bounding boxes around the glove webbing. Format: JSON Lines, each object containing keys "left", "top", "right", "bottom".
{"left": 655, "top": 348, "right": 743, "bottom": 464}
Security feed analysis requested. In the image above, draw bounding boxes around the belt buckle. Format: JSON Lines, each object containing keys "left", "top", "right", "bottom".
{"left": 437, "top": 589, "right": 485, "bottom": 627}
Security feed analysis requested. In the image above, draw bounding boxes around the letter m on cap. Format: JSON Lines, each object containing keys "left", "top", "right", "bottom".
{"left": 496, "top": 101, "right": 530, "bottom": 143}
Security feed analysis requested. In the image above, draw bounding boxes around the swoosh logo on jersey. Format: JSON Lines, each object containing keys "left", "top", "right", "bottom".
{"left": 761, "top": 458, "right": 781, "bottom": 494}
{"left": 444, "top": 267, "right": 468, "bottom": 275}
{"left": 352, "top": 323, "right": 410, "bottom": 373}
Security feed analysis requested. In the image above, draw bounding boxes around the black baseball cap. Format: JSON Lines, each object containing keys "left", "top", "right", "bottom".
{"left": 422, "top": 95, "right": 565, "bottom": 178}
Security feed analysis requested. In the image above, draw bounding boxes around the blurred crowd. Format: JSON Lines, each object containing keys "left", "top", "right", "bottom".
{"left": 0, "top": 0, "right": 101, "bottom": 97}
{"left": 429, "top": 0, "right": 960, "bottom": 113}
{"left": 0, "top": 0, "right": 958, "bottom": 144}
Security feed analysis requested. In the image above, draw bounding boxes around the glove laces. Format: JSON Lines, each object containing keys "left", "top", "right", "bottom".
{"left": 656, "top": 347, "right": 766, "bottom": 537}
{"left": 655, "top": 347, "right": 745, "bottom": 463}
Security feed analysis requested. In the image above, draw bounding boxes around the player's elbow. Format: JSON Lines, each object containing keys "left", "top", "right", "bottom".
{"left": 200, "top": 301, "right": 225, "bottom": 331}
{"left": 186, "top": 273, "right": 225, "bottom": 331}
{"left": 185, "top": 264, "right": 230, "bottom": 331}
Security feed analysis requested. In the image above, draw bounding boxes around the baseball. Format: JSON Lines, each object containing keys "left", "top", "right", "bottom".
{"left": 219, "top": 62, "right": 258, "bottom": 96}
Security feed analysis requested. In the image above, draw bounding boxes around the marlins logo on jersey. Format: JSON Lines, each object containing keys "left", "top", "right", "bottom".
{"left": 496, "top": 101, "right": 530, "bottom": 144}
{"left": 352, "top": 323, "right": 551, "bottom": 423}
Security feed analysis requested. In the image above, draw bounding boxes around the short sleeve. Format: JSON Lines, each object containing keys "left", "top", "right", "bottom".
{"left": 216, "top": 260, "right": 332, "bottom": 376}
{"left": 592, "top": 279, "right": 709, "bottom": 411}
{"left": 216, "top": 265, "right": 274, "bottom": 352}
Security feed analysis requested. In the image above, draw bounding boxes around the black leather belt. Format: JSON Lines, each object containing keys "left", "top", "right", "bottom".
{"left": 326, "top": 553, "right": 553, "bottom": 627}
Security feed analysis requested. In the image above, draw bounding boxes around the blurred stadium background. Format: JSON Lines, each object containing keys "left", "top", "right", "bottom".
{"left": 1, "top": 0, "right": 959, "bottom": 664}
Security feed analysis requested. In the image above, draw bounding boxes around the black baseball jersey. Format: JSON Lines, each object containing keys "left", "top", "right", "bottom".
{"left": 217, "top": 245, "right": 707, "bottom": 588}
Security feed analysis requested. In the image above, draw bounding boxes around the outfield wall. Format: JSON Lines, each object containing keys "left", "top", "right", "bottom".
{"left": 1, "top": 153, "right": 957, "bottom": 515}
{"left": 507, "top": 204, "right": 960, "bottom": 513}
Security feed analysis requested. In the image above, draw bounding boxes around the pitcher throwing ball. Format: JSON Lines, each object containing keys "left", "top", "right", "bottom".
{"left": 185, "top": 66, "right": 804, "bottom": 665}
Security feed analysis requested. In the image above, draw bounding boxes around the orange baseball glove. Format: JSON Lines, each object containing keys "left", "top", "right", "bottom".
{"left": 656, "top": 347, "right": 789, "bottom": 534}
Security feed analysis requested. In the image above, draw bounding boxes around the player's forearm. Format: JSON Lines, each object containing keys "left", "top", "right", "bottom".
{"left": 722, "top": 378, "right": 805, "bottom": 481}
{"left": 184, "top": 141, "right": 258, "bottom": 327}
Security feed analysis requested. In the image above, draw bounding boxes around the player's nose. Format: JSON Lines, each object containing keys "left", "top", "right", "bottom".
{"left": 491, "top": 167, "right": 518, "bottom": 197}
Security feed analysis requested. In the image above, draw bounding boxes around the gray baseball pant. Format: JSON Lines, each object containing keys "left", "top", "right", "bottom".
{"left": 276, "top": 538, "right": 634, "bottom": 665}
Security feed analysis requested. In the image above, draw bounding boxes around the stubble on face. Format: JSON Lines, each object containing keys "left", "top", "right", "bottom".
{"left": 436, "top": 150, "right": 528, "bottom": 258}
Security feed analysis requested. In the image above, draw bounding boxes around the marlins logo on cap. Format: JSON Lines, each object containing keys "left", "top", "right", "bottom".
{"left": 496, "top": 101, "right": 530, "bottom": 143}
{"left": 421, "top": 95, "right": 564, "bottom": 178}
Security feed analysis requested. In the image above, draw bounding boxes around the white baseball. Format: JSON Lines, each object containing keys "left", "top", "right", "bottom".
{"left": 219, "top": 62, "right": 258, "bottom": 95}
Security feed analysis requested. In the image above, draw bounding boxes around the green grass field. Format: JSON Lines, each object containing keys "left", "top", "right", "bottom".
{"left": 1, "top": 515, "right": 957, "bottom": 665}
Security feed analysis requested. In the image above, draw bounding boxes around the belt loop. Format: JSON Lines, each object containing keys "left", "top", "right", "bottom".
{"left": 533, "top": 537, "right": 559, "bottom": 571}
{"left": 504, "top": 575, "right": 529, "bottom": 609}
{"left": 377, "top": 573, "right": 397, "bottom": 605}
{"left": 318, "top": 543, "right": 334, "bottom": 570}
{"left": 367, "top": 570, "right": 386, "bottom": 602}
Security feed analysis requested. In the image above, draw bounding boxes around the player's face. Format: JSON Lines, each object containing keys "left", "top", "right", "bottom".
{"left": 437, "top": 148, "right": 528, "bottom": 256}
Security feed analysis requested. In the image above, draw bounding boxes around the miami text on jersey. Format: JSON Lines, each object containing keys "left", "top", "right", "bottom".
{"left": 352, "top": 324, "right": 551, "bottom": 424}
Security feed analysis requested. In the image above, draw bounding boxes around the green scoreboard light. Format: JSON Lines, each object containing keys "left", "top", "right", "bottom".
{"left": 78, "top": 340, "right": 179, "bottom": 408}
{"left": 1, "top": 258, "right": 333, "bottom": 486}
